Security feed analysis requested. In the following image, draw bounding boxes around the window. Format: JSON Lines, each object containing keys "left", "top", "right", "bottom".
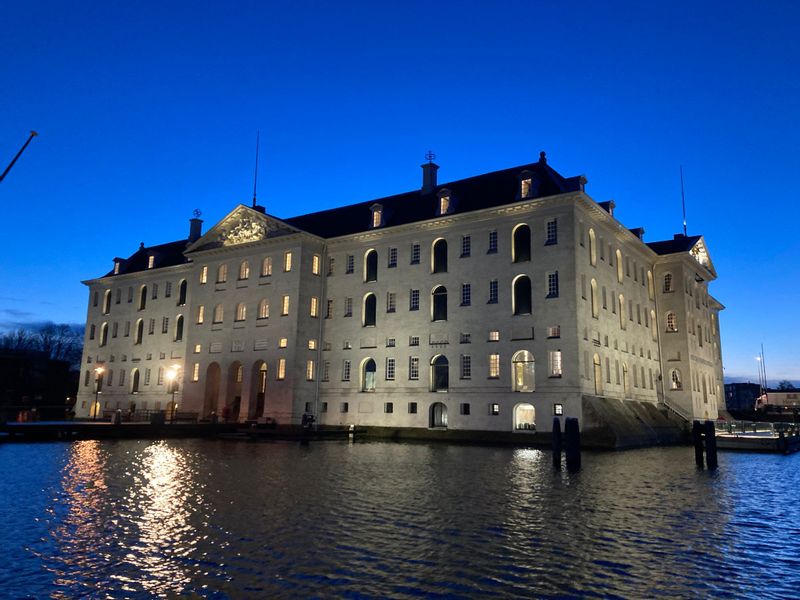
{"left": 261, "top": 257, "right": 272, "bottom": 277}
{"left": 521, "top": 176, "right": 532, "bottom": 198}
{"left": 362, "top": 359, "right": 377, "bottom": 391}
{"left": 325, "top": 299, "right": 333, "bottom": 319}
{"left": 545, "top": 219, "right": 558, "bottom": 245}
{"left": 93, "top": 291, "right": 99, "bottom": 307}
{"left": 461, "top": 283, "right": 471, "bottom": 307}
{"left": 192, "top": 363, "right": 200, "bottom": 382}
{"left": 512, "top": 350, "right": 535, "bottom": 391}
{"left": 344, "top": 297, "right": 353, "bottom": 317}
{"left": 148, "top": 318, "right": 155, "bottom": 334}
{"left": 666, "top": 312, "right": 678, "bottom": 332}
{"left": 346, "top": 254, "right": 354, "bottom": 274}
{"left": 327, "top": 257, "right": 335, "bottom": 276}
{"left": 277, "top": 359, "right": 286, "bottom": 380}
{"left": 341, "top": 402, "right": 349, "bottom": 413}
{"left": 489, "top": 403, "right": 500, "bottom": 416}
{"left": 663, "top": 273, "right": 673, "bottom": 293}
{"left": 388, "top": 247, "right": 397, "bottom": 268}
{"left": 460, "top": 403, "right": 471, "bottom": 416}
{"left": 460, "top": 354, "right": 472, "bottom": 379}
{"left": 239, "top": 260, "right": 250, "bottom": 280}
{"left": 410, "top": 243, "right": 421, "bottom": 265}
{"left": 431, "top": 355, "right": 449, "bottom": 391}
{"left": 365, "top": 249, "right": 378, "bottom": 282}
{"left": 213, "top": 304, "right": 224, "bottom": 323}
{"left": 461, "top": 235, "right": 471, "bottom": 257}
{"left": 321, "top": 361, "right": 330, "bottom": 382}
{"left": 312, "top": 255, "right": 321, "bottom": 275}
{"left": 161, "top": 316, "right": 169, "bottom": 333}
{"left": 616, "top": 250, "right": 624, "bottom": 283}
{"left": 279, "top": 337, "right": 288, "bottom": 348}
{"left": 371, "top": 204, "right": 383, "bottom": 228}
{"left": 513, "top": 276, "right": 532, "bottom": 315}
{"left": 281, "top": 295, "right": 290, "bottom": 316}
{"left": 670, "top": 369, "right": 682, "bottom": 390}
{"left": 147, "top": 255, "right": 155, "bottom": 269}
{"left": 590, "top": 279, "right": 599, "bottom": 318}
{"left": 409, "top": 357, "right": 420, "bottom": 380}
{"left": 138, "top": 286, "right": 147, "bottom": 310}
{"left": 102, "top": 290, "right": 111, "bottom": 315}
{"left": 408, "top": 402, "right": 418, "bottom": 413}
{"left": 432, "top": 286, "right": 447, "bottom": 321}
{"left": 409, "top": 289, "right": 420, "bottom": 311}
{"left": 488, "top": 279, "right": 498, "bottom": 304}
{"left": 432, "top": 239, "right": 447, "bottom": 273}
{"left": 409, "top": 336, "right": 420, "bottom": 346}
{"left": 438, "top": 191, "right": 450, "bottom": 215}
{"left": 385, "top": 402, "right": 394, "bottom": 414}
{"left": 386, "top": 337, "right": 396, "bottom": 347}
{"left": 112, "top": 322, "right": 118, "bottom": 338}
{"left": 363, "top": 293, "right": 376, "bottom": 326}
{"left": 235, "top": 302, "right": 247, "bottom": 321}
{"left": 258, "top": 299, "right": 269, "bottom": 320}
{"left": 489, "top": 353, "right": 500, "bottom": 378}
{"left": 200, "top": 265, "right": 208, "bottom": 284}
{"left": 152, "top": 283, "right": 158, "bottom": 300}
{"left": 588, "top": 229, "right": 597, "bottom": 266}
{"left": 310, "top": 297, "right": 319, "bottom": 318}
{"left": 548, "top": 325, "right": 560, "bottom": 338}
{"left": 488, "top": 230, "right": 498, "bottom": 254}
{"left": 196, "top": 305, "right": 205, "bottom": 324}
{"left": 89, "top": 324, "right": 96, "bottom": 340}
{"left": 306, "top": 360, "right": 315, "bottom": 381}
{"left": 513, "top": 224, "right": 531, "bottom": 262}
{"left": 549, "top": 350, "right": 562, "bottom": 377}
{"left": 386, "top": 292, "right": 396, "bottom": 313}
{"left": 489, "top": 330, "right": 500, "bottom": 342}
{"left": 157, "top": 367, "right": 164, "bottom": 386}
{"left": 308, "top": 339, "right": 317, "bottom": 350}
{"left": 460, "top": 332, "right": 471, "bottom": 343}
{"left": 177, "top": 280, "right": 187, "bottom": 306}
{"left": 99, "top": 323, "right": 108, "bottom": 346}
{"left": 386, "top": 358, "right": 396, "bottom": 380}
{"left": 144, "top": 368, "right": 151, "bottom": 386}
{"left": 115, "top": 289, "right": 121, "bottom": 304}
{"left": 342, "top": 360, "right": 351, "bottom": 381}
{"left": 217, "top": 264, "right": 228, "bottom": 283}
{"left": 174, "top": 316, "right": 184, "bottom": 341}
{"left": 284, "top": 252, "right": 293, "bottom": 272}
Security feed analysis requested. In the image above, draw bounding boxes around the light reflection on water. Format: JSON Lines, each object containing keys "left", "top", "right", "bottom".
{"left": 1, "top": 440, "right": 799, "bottom": 598}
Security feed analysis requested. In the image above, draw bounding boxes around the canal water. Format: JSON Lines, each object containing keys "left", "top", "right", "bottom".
{"left": 1, "top": 440, "right": 798, "bottom": 598}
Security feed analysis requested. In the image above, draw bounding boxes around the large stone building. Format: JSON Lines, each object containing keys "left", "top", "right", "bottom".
{"left": 75, "top": 153, "right": 724, "bottom": 434}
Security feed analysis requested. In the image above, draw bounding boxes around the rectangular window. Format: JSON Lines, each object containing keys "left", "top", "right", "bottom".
{"left": 217, "top": 264, "right": 227, "bottom": 283}
{"left": 115, "top": 289, "right": 121, "bottom": 304}
{"left": 461, "top": 235, "right": 471, "bottom": 257}
{"left": 489, "top": 403, "right": 500, "bottom": 415}
{"left": 327, "top": 257, "right": 335, "bottom": 276}
{"left": 386, "top": 337, "right": 396, "bottom": 347}
{"left": 161, "top": 316, "right": 169, "bottom": 333}
{"left": 460, "top": 403, "right": 471, "bottom": 415}
{"left": 545, "top": 219, "right": 558, "bottom": 245}
{"left": 326, "top": 299, "right": 334, "bottom": 319}
{"left": 460, "top": 355, "right": 472, "bottom": 379}
{"left": 147, "top": 256, "right": 155, "bottom": 269}
{"left": 489, "top": 353, "right": 500, "bottom": 378}
{"left": 409, "top": 336, "right": 420, "bottom": 346}
{"left": 212, "top": 304, "right": 223, "bottom": 323}
{"left": 488, "top": 280, "right": 498, "bottom": 304}
{"left": 409, "top": 289, "right": 420, "bottom": 311}
{"left": 281, "top": 295, "right": 290, "bottom": 316}
{"left": 89, "top": 324, "right": 96, "bottom": 340}
{"left": 144, "top": 368, "right": 151, "bottom": 385}
{"left": 547, "top": 272, "right": 559, "bottom": 298}
{"left": 461, "top": 283, "right": 471, "bottom": 306}
{"left": 388, "top": 247, "right": 398, "bottom": 268}
{"left": 341, "top": 402, "right": 349, "bottom": 413}
{"left": 306, "top": 360, "right": 315, "bottom": 381}
{"left": 344, "top": 297, "right": 353, "bottom": 317}
{"left": 157, "top": 367, "right": 164, "bottom": 386}
{"left": 112, "top": 322, "right": 118, "bottom": 338}
{"left": 342, "top": 360, "right": 351, "bottom": 381}
{"left": 489, "top": 330, "right": 500, "bottom": 342}
{"left": 258, "top": 301, "right": 269, "bottom": 319}
{"left": 547, "top": 325, "right": 560, "bottom": 338}
{"left": 310, "top": 297, "right": 319, "bottom": 317}
{"left": 261, "top": 257, "right": 272, "bottom": 277}
{"left": 409, "top": 357, "right": 420, "bottom": 380}
{"left": 152, "top": 283, "right": 158, "bottom": 299}
{"left": 148, "top": 319, "right": 155, "bottom": 334}
{"left": 277, "top": 359, "right": 286, "bottom": 380}
{"left": 284, "top": 252, "right": 293, "bottom": 272}
{"left": 128, "top": 287, "right": 134, "bottom": 302}
{"left": 386, "top": 292, "right": 396, "bottom": 313}
{"left": 165, "top": 281, "right": 172, "bottom": 297}
{"left": 408, "top": 402, "right": 418, "bottom": 414}
{"left": 312, "top": 254, "right": 320, "bottom": 275}
{"left": 192, "top": 363, "right": 200, "bottom": 381}
{"left": 124, "top": 321, "right": 131, "bottom": 337}
{"left": 488, "top": 230, "right": 498, "bottom": 254}
{"left": 385, "top": 402, "right": 394, "bottom": 414}
{"left": 346, "top": 254, "right": 354, "bottom": 274}
{"left": 549, "top": 350, "right": 563, "bottom": 377}
{"left": 410, "top": 243, "right": 420, "bottom": 265}
{"left": 460, "top": 332, "right": 471, "bottom": 343}
{"left": 119, "top": 370, "right": 125, "bottom": 386}
{"left": 386, "top": 358, "right": 396, "bottom": 380}
{"left": 322, "top": 361, "right": 330, "bottom": 382}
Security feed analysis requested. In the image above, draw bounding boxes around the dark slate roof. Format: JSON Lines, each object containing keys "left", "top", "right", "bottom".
{"left": 283, "top": 155, "right": 584, "bottom": 238}
{"left": 104, "top": 239, "right": 191, "bottom": 277}
{"left": 646, "top": 234, "right": 702, "bottom": 256}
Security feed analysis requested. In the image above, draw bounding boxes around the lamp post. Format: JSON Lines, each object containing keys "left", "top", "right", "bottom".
{"left": 93, "top": 366, "right": 104, "bottom": 421}
{"left": 166, "top": 365, "right": 180, "bottom": 424}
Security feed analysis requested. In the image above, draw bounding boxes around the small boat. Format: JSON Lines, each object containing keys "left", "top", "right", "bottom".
{"left": 715, "top": 421, "right": 800, "bottom": 454}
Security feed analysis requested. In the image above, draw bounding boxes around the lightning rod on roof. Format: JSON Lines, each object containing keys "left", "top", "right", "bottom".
{"left": 252, "top": 130, "right": 260, "bottom": 208}
{"left": 1, "top": 130, "right": 38, "bottom": 183}
{"left": 680, "top": 165, "right": 687, "bottom": 236}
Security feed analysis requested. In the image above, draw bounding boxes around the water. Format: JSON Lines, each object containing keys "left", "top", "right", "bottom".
{"left": 1, "top": 440, "right": 798, "bottom": 598}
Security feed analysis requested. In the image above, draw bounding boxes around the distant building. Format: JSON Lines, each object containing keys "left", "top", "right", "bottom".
{"left": 0, "top": 349, "right": 74, "bottom": 420}
{"left": 756, "top": 389, "right": 800, "bottom": 410}
{"left": 75, "top": 153, "right": 724, "bottom": 432}
{"left": 724, "top": 382, "right": 761, "bottom": 412}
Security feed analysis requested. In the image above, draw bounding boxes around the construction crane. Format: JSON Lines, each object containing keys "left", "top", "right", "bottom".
{"left": 1, "top": 131, "right": 38, "bottom": 183}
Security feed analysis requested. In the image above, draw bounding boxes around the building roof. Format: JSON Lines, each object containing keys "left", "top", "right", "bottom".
{"left": 646, "top": 234, "right": 702, "bottom": 255}
{"left": 283, "top": 154, "right": 584, "bottom": 238}
{"left": 104, "top": 239, "right": 191, "bottom": 277}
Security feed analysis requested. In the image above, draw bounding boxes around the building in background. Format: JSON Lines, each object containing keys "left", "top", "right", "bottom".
{"left": 75, "top": 153, "right": 724, "bottom": 433}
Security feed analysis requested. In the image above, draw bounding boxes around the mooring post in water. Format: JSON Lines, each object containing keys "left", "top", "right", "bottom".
{"left": 704, "top": 420, "right": 718, "bottom": 470}
{"left": 552, "top": 417, "right": 562, "bottom": 470}
{"left": 564, "top": 417, "right": 581, "bottom": 472}
{"left": 693, "top": 420, "right": 704, "bottom": 468}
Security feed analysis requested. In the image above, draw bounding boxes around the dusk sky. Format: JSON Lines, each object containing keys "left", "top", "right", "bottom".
{"left": 2, "top": 1, "right": 798, "bottom": 383}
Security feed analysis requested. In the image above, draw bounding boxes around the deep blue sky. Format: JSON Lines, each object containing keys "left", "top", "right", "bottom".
{"left": 2, "top": 1, "right": 798, "bottom": 382}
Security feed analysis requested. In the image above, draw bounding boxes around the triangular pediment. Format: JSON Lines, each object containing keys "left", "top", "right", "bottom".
{"left": 689, "top": 237, "right": 717, "bottom": 278}
{"left": 186, "top": 205, "right": 302, "bottom": 253}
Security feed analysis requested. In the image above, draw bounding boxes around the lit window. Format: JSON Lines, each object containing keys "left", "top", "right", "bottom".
{"left": 521, "top": 177, "right": 532, "bottom": 198}
{"left": 488, "top": 230, "right": 498, "bottom": 254}
{"left": 306, "top": 360, "right": 315, "bottom": 381}
{"left": 553, "top": 403, "right": 563, "bottom": 416}
{"left": 512, "top": 350, "right": 535, "bottom": 391}
{"left": 616, "top": 250, "right": 624, "bottom": 283}
{"left": 197, "top": 305, "right": 205, "bottom": 324}
{"left": 438, "top": 192, "right": 450, "bottom": 215}
{"left": 212, "top": 304, "right": 223, "bottom": 323}
{"left": 192, "top": 363, "right": 200, "bottom": 382}
{"left": 279, "top": 338, "right": 288, "bottom": 348}
{"left": 308, "top": 339, "right": 317, "bottom": 350}
{"left": 114, "top": 262, "right": 121, "bottom": 275}
{"left": 200, "top": 265, "right": 208, "bottom": 284}
{"left": 284, "top": 252, "right": 293, "bottom": 272}
{"left": 371, "top": 204, "right": 383, "bottom": 228}
{"left": 590, "top": 279, "right": 599, "bottom": 318}
{"left": 386, "top": 358, "right": 396, "bottom": 380}
{"left": 409, "top": 357, "right": 419, "bottom": 380}
{"left": 489, "top": 353, "right": 500, "bottom": 378}
{"left": 489, "top": 330, "right": 500, "bottom": 342}
{"left": 258, "top": 299, "right": 269, "bottom": 319}
{"left": 281, "top": 295, "right": 290, "bottom": 316}
{"left": 277, "top": 359, "right": 286, "bottom": 380}
{"left": 217, "top": 264, "right": 227, "bottom": 283}
{"left": 310, "top": 296, "right": 319, "bottom": 317}
{"left": 588, "top": 229, "right": 597, "bottom": 266}
{"left": 312, "top": 254, "right": 320, "bottom": 275}
{"left": 489, "top": 403, "right": 500, "bottom": 416}
{"left": 549, "top": 350, "right": 563, "bottom": 377}
{"left": 194, "top": 344, "right": 202, "bottom": 353}
{"left": 261, "top": 257, "right": 272, "bottom": 277}
{"left": 670, "top": 369, "right": 682, "bottom": 390}
{"left": 409, "top": 289, "right": 420, "bottom": 311}
{"left": 147, "top": 255, "right": 155, "bottom": 269}
{"left": 239, "top": 260, "right": 250, "bottom": 280}
{"left": 235, "top": 302, "right": 246, "bottom": 321}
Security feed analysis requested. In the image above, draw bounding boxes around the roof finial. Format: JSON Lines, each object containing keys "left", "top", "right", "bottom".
{"left": 425, "top": 150, "right": 436, "bottom": 163}
{"left": 193, "top": 208, "right": 202, "bottom": 218}
{"left": 539, "top": 151, "right": 547, "bottom": 164}
{"left": 252, "top": 130, "right": 260, "bottom": 208}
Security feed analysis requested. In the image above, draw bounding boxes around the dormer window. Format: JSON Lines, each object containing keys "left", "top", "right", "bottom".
{"left": 147, "top": 255, "right": 155, "bottom": 269}
{"left": 370, "top": 203, "right": 383, "bottom": 228}
{"left": 519, "top": 171, "right": 534, "bottom": 198}
{"left": 437, "top": 189, "right": 451, "bottom": 216}
{"left": 113, "top": 261, "right": 121, "bottom": 275}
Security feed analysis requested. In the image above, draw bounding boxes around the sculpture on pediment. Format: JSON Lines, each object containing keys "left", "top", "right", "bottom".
{"left": 220, "top": 216, "right": 268, "bottom": 246}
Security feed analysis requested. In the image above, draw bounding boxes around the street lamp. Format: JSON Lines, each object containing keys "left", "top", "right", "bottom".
{"left": 166, "top": 365, "right": 180, "bottom": 424}
{"left": 93, "top": 366, "right": 104, "bottom": 421}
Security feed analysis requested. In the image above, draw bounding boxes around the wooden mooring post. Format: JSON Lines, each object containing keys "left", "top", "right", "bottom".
{"left": 552, "top": 417, "right": 562, "bottom": 470}
{"left": 693, "top": 420, "right": 718, "bottom": 470}
{"left": 564, "top": 417, "right": 581, "bottom": 473}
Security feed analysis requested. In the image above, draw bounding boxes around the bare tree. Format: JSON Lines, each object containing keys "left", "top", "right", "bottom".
{"left": 777, "top": 380, "right": 795, "bottom": 391}
{"left": 0, "top": 322, "right": 83, "bottom": 369}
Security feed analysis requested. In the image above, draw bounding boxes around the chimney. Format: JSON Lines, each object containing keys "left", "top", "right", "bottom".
{"left": 421, "top": 161, "right": 439, "bottom": 194}
{"left": 189, "top": 217, "right": 203, "bottom": 242}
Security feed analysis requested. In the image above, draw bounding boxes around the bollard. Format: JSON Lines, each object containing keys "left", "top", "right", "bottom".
{"left": 564, "top": 417, "right": 581, "bottom": 472}
{"left": 693, "top": 421, "right": 705, "bottom": 468}
{"left": 704, "top": 420, "right": 718, "bottom": 470}
{"left": 114, "top": 409, "right": 122, "bottom": 425}
{"left": 552, "top": 417, "right": 562, "bottom": 470}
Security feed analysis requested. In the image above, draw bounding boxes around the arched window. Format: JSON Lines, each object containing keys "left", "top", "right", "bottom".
{"left": 670, "top": 369, "right": 682, "bottom": 390}
{"left": 99, "top": 322, "right": 108, "bottom": 347}
{"left": 512, "top": 275, "right": 532, "bottom": 315}
{"left": 131, "top": 368, "right": 140, "bottom": 393}
{"left": 618, "top": 294, "right": 626, "bottom": 329}
{"left": 647, "top": 271, "right": 654, "bottom": 300}
{"left": 177, "top": 279, "right": 187, "bottom": 306}
{"left": 615, "top": 250, "right": 623, "bottom": 282}
{"left": 593, "top": 353, "right": 603, "bottom": 395}
{"left": 235, "top": 302, "right": 247, "bottom": 322}
{"left": 174, "top": 315, "right": 184, "bottom": 341}
{"left": 431, "top": 355, "right": 449, "bottom": 391}
{"left": 622, "top": 363, "right": 630, "bottom": 397}
{"left": 663, "top": 273, "right": 673, "bottom": 292}
{"left": 650, "top": 309, "right": 657, "bottom": 341}
{"left": 438, "top": 190, "right": 451, "bottom": 215}
{"left": 138, "top": 286, "right": 147, "bottom": 310}
{"left": 590, "top": 278, "right": 599, "bottom": 318}
{"left": 512, "top": 350, "right": 535, "bottom": 392}
{"left": 362, "top": 358, "right": 376, "bottom": 392}
{"left": 258, "top": 299, "right": 269, "bottom": 319}
{"left": 213, "top": 304, "right": 224, "bottom": 324}
{"left": 432, "top": 286, "right": 447, "bottom": 321}
{"left": 134, "top": 319, "right": 144, "bottom": 344}
{"left": 512, "top": 224, "right": 531, "bottom": 263}
{"left": 363, "top": 293, "right": 377, "bottom": 327}
{"left": 514, "top": 403, "right": 535, "bottom": 430}
{"left": 239, "top": 260, "right": 250, "bottom": 280}
{"left": 217, "top": 264, "right": 227, "bottom": 283}
{"left": 588, "top": 229, "right": 597, "bottom": 266}
{"left": 430, "top": 402, "right": 448, "bottom": 428}
{"left": 432, "top": 239, "right": 447, "bottom": 273}
{"left": 102, "top": 290, "right": 111, "bottom": 315}
{"left": 370, "top": 203, "right": 383, "bottom": 228}
{"left": 520, "top": 171, "right": 533, "bottom": 198}
{"left": 666, "top": 312, "right": 678, "bottom": 332}
{"left": 364, "top": 250, "right": 378, "bottom": 282}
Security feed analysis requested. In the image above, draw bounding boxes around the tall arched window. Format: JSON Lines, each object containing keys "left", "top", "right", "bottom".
{"left": 235, "top": 302, "right": 247, "bottom": 321}
{"left": 431, "top": 355, "right": 449, "bottom": 391}
{"left": 174, "top": 315, "right": 184, "bottom": 341}
{"left": 512, "top": 350, "right": 535, "bottom": 392}
{"left": 239, "top": 260, "right": 250, "bottom": 280}
{"left": 364, "top": 249, "right": 378, "bottom": 282}
{"left": 217, "top": 264, "right": 228, "bottom": 283}
{"left": 362, "top": 358, "right": 376, "bottom": 392}
{"left": 666, "top": 312, "right": 678, "bottom": 332}
{"left": 138, "top": 286, "right": 147, "bottom": 310}
{"left": 588, "top": 228, "right": 597, "bottom": 266}
{"left": 647, "top": 271, "right": 654, "bottom": 300}
{"left": 131, "top": 368, "right": 140, "bottom": 393}
{"left": 99, "top": 322, "right": 108, "bottom": 347}
{"left": 432, "top": 286, "right": 447, "bottom": 321}
{"left": 622, "top": 363, "right": 630, "bottom": 397}
{"left": 670, "top": 369, "right": 682, "bottom": 390}
{"left": 650, "top": 309, "right": 657, "bottom": 341}
{"left": 363, "top": 293, "right": 377, "bottom": 327}
{"left": 177, "top": 279, "right": 187, "bottom": 306}
{"left": 512, "top": 224, "right": 531, "bottom": 263}
{"left": 134, "top": 319, "right": 144, "bottom": 344}
{"left": 258, "top": 299, "right": 269, "bottom": 320}
{"left": 593, "top": 353, "right": 603, "bottom": 395}
{"left": 432, "top": 239, "right": 447, "bottom": 273}
{"left": 618, "top": 294, "right": 626, "bottom": 329}
{"left": 663, "top": 273, "right": 673, "bottom": 292}
{"left": 590, "top": 278, "right": 599, "bottom": 318}
{"left": 615, "top": 250, "right": 623, "bottom": 282}
{"left": 102, "top": 290, "right": 111, "bottom": 315}
{"left": 512, "top": 275, "right": 532, "bottom": 315}
{"left": 213, "top": 304, "right": 224, "bottom": 324}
